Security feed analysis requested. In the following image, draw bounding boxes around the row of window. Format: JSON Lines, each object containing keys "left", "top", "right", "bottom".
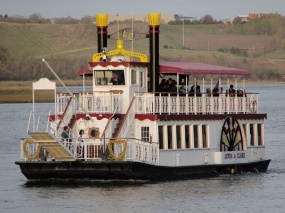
{"left": 140, "top": 123, "right": 264, "bottom": 150}
{"left": 157, "top": 125, "right": 208, "bottom": 150}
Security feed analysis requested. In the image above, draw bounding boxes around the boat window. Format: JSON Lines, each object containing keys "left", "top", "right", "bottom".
{"left": 202, "top": 125, "right": 208, "bottom": 148}
{"left": 250, "top": 124, "right": 255, "bottom": 146}
{"left": 185, "top": 125, "right": 190, "bottom": 148}
{"left": 167, "top": 126, "right": 173, "bottom": 149}
{"left": 141, "top": 126, "right": 150, "bottom": 142}
{"left": 131, "top": 69, "right": 137, "bottom": 85}
{"left": 257, "top": 123, "right": 263, "bottom": 146}
{"left": 158, "top": 126, "right": 164, "bottom": 149}
{"left": 176, "top": 126, "right": 181, "bottom": 149}
{"left": 193, "top": 125, "right": 199, "bottom": 148}
{"left": 95, "top": 70, "right": 125, "bottom": 86}
{"left": 140, "top": 71, "right": 144, "bottom": 87}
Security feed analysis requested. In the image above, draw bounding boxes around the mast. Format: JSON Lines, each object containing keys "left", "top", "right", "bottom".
{"left": 148, "top": 13, "right": 161, "bottom": 92}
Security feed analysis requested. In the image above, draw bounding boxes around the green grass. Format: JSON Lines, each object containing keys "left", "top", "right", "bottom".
{"left": 0, "top": 80, "right": 92, "bottom": 103}
{"left": 0, "top": 22, "right": 280, "bottom": 59}
{"left": 1, "top": 21, "right": 285, "bottom": 82}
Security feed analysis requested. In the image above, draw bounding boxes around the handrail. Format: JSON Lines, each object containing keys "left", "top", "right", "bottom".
{"left": 115, "top": 96, "right": 136, "bottom": 139}
{"left": 99, "top": 116, "right": 112, "bottom": 141}
{"left": 99, "top": 93, "right": 122, "bottom": 140}
{"left": 56, "top": 96, "right": 73, "bottom": 130}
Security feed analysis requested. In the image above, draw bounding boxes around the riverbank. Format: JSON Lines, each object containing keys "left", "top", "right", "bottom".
{"left": 0, "top": 80, "right": 92, "bottom": 103}
{"left": 0, "top": 80, "right": 283, "bottom": 103}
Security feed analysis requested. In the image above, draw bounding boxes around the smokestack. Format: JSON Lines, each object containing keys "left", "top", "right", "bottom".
{"left": 148, "top": 13, "right": 161, "bottom": 93}
{"left": 96, "top": 14, "right": 108, "bottom": 53}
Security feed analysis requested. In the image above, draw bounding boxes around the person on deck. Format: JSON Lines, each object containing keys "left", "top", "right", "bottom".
{"left": 189, "top": 81, "right": 201, "bottom": 96}
{"left": 78, "top": 129, "right": 85, "bottom": 142}
{"left": 61, "top": 126, "right": 71, "bottom": 142}
{"left": 168, "top": 79, "right": 177, "bottom": 95}
{"left": 226, "top": 84, "right": 236, "bottom": 97}
{"left": 110, "top": 73, "right": 122, "bottom": 85}
{"left": 237, "top": 88, "right": 247, "bottom": 97}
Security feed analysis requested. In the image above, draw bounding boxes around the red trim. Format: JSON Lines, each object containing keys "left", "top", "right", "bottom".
{"left": 89, "top": 61, "right": 149, "bottom": 68}
{"left": 49, "top": 113, "right": 123, "bottom": 121}
{"left": 160, "top": 62, "right": 249, "bottom": 76}
{"left": 136, "top": 113, "right": 267, "bottom": 121}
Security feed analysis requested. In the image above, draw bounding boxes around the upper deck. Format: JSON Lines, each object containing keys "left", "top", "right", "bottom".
{"left": 56, "top": 90, "right": 259, "bottom": 116}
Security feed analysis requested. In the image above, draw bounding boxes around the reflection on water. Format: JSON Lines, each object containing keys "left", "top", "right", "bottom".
{"left": 1, "top": 85, "right": 285, "bottom": 212}
{"left": 23, "top": 179, "right": 151, "bottom": 188}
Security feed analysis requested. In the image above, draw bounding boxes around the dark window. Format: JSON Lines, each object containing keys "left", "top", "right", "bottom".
{"left": 158, "top": 126, "right": 164, "bottom": 149}
{"left": 167, "top": 126, "right": 172, "bottom": 149}
{"left": 185, "top": 125, "right": 190, "bottom": 148}
{"left": 194, "top": 125, "right": 199, "bottom": 148}
{"left": 202, "top": 125, "right": 207, "bottom": 148}
{"left": 176, "top": 126, "right": 181, "bottom": 149}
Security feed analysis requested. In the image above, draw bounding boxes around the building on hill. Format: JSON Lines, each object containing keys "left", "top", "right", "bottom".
{"left": 237, "top": 13, "right": 280, "bottom": 22}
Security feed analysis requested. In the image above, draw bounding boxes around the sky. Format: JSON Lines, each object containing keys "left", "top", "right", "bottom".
{"left": 1, "top": 0, "right": 285, "bottom": 21}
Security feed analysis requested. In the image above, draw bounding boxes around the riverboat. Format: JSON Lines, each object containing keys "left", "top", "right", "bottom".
{"left": 15, "top": 13, "right": 270, "bottom": 181}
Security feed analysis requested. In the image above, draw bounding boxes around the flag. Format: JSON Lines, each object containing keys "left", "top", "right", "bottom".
{"left": 214, "top": 80, "right": 220, "bottom": 89}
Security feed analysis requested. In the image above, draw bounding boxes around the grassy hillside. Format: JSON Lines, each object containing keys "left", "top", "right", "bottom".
{"left": 0, "top": 22, "right": 279, "bottom": 58}
{"left": 1, "top": 22, "right": 285, "bottom": 81}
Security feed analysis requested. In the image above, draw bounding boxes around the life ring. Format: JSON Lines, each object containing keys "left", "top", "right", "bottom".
{"left": 107, "top": 140, "right": 127, "bottom": 160}
{"left": 77, "top": 118, "right": 89, "bottom": 132}
{"left": 249, "top": 100, "right": 257, "bottom": 113}
{"left": 88, "top": 127, "right": 100, "bottom": 139}
{"left": 23, "top": 139, "right": 42, "bottom": 160}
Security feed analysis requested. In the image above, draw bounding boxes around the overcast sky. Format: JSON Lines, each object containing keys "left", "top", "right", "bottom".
{"left": 1, "top": 0, "right": 284, "bottom": 20}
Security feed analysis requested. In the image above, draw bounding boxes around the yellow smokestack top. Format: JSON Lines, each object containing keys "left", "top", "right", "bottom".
{"left": 96, "top": 14, "right": 108, "bottom": 26}
{"left": 148, "top": 13, "right": 161, "bottom": 25}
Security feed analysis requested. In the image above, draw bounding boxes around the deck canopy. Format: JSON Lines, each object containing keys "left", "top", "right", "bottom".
{"left": 78, "top": 61, "right": 249, "bottom": 76}
{"left": 159, "top": 62, "right": 249, "bottom": 76}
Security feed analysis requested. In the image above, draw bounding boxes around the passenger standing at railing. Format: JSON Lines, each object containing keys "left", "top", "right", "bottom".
{"left": 237, "top": 88, "right": 247, "bottom": 97}
{"left": 165, "top": 78, "right": 176, "bottom": 94}
{"left": 213, "top": 87, "right": 223, "bottom": 97}
{"left": 226, "top": 84, "right": 236, "bottom": 97}
{"left": 159, "top": 79, "right": 168, "bottom": 94}
{"left": 61, "top": 126, "right": 71, "bottom": 142}
{"left": 78, "top": 129, "right": 86, "bottom": 159}
{"left": 79, "top": 129, "right": 85, "bottom": 142}
{"left": 206, "top": 88, "right": 211, "bottom": 97}
{"left": 189, "top": 81, "right": 201, "bottom": 96}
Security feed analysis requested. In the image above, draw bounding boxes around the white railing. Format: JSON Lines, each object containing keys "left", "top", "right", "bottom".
{"left": 56, "top": 97, "right": 76, "bottom": 130}
{"left": 135, "top": 93, "right": 259, "bottom": 115}
{"left": 21, "top": 136, "right": 159, "bottom": 165}
{"left": 27, "top": 111, "right": 51, "bottom": 132}
{"left": 57, "top": 94, "right": 77, "bottom": 114}
{"left": 78, "top": 92, "right": 121, "bottom": 114}
{"left": 113, "top": 139, "right": 159, "bottom": 165}
{"left": 56, "top": 92, "right": 258, "bottom": 115}
{"left": 126, "top": 140, "right": 159, "bottom": 165}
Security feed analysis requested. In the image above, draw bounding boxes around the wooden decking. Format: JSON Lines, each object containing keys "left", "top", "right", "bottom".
{"left": 28, "top": 132, "right": 75, "bottom": 161}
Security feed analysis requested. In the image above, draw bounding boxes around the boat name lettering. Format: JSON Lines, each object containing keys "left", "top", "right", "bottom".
{"left": 237, "top": 153, "right": 245, "bottom": 158}
{"left": 224, "top": 153, "right": 245, "bottom": 159}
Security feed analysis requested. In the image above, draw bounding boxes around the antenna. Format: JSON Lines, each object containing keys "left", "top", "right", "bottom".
{"left": 42, "top": 58, "right": 92, "bottom": 120}
{"left": 116, "top": 13, "right": 120, "bottom": 39}
{"left": 131, "top": 11, "right": 134, "bottom": 61}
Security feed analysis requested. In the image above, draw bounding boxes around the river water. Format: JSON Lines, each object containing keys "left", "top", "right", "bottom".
{"left": 0, "top": 84, "right": 284, "bottom": 213}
